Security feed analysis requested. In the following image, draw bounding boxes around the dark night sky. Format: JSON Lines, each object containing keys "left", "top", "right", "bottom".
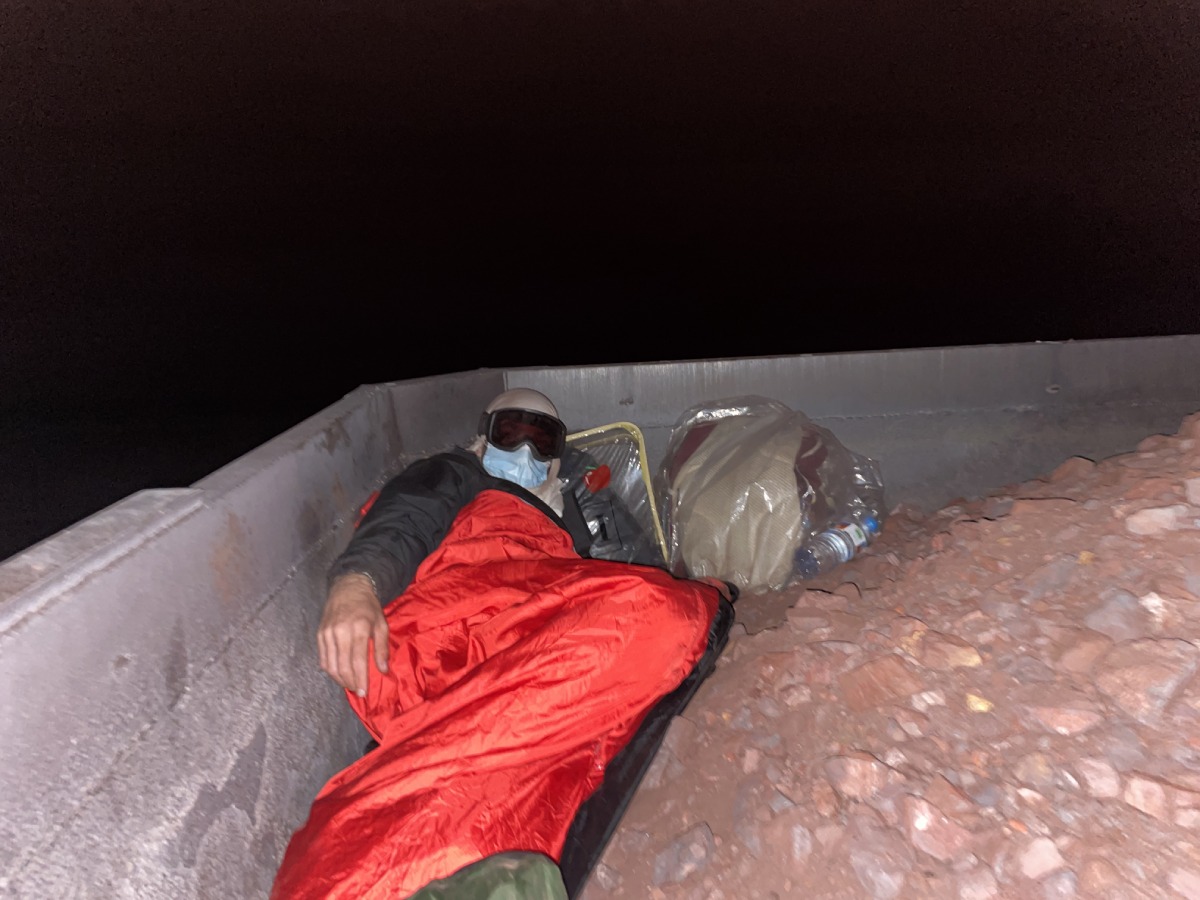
{"left": 3, "top": 0, "right": 1199, "bottom": 560}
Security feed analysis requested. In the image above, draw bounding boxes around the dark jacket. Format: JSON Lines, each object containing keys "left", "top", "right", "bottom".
{"left": 327, "top": 447, "right": 660, "bottom": 603}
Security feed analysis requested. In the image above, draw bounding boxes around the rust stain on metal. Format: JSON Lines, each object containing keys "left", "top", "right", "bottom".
{"left": 331, "top": 474, "right": 347, "bottom": 514}
{"left": 320, "top": 419, "right": 352, "bottom": 455}
{"left": 210, "top": 512, "right": 252, "bottom": 610}
{"left": 297, "top": 500, "right": 322, "bottom": 547}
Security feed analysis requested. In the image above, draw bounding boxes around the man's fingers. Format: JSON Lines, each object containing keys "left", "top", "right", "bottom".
{"left": 349, "top": 627, "right": 371, "bottom": 698}
{"left": 319, "top": 622, "right": 357, "bottom": 694}
{"left": 373, "top": 615, "right": 390, "bottom": 674}
{"left": 319, "top": 626, "right": 343, "bottom": 686}
{"left": 317, "top": 627, "right": 329, "bottom": 676}
{"left": 316, "top": 582, "right": 386, "bottom": 695}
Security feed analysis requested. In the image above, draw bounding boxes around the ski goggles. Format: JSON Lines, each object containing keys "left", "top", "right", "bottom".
{"left": 478, "top": 407, "right": 567, "bottom": 461}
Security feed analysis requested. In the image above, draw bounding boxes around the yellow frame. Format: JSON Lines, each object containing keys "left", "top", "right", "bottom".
{"left": 566, "top": 421, "right": 669, "bottom": 562}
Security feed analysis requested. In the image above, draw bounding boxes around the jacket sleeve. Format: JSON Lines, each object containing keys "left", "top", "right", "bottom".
{"left": 326, "top": 451, "right": 486, "bottom": 603}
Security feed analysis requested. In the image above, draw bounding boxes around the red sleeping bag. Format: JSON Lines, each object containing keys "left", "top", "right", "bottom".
{"left": 272, "top": 489, "right": 719, "bottom": 899}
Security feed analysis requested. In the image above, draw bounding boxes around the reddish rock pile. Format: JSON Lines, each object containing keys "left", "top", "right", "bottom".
{"left": 581, "top": 411, "right": 1200, "bottom": 900}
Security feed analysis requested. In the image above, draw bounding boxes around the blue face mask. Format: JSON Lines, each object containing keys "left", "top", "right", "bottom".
{"left": 482, "top": 442, "right": 550, "bottom": 489}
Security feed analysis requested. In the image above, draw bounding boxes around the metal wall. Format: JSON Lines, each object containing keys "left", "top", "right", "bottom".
{"left": 1, "top": 338, "right": 1198, "bottom": 898}
{"left": 515, "top": 336, "right": 1200, "bottom": 512}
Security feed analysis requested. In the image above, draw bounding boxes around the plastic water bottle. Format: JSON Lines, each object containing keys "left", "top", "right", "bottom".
{"left": 793, "top": 516, "right": 880, "bottom": 579}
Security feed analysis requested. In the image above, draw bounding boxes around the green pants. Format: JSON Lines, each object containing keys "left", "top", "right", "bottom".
{"left": 407, "top": 852, "right": 569, "bottom": 900}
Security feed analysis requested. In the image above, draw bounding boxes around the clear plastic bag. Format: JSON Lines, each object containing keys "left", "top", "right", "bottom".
{"left": 655, "top": 396, "right": 885, "bottom": 593}
{"left": 563, "top": 422, "right": 669, "bottom": 568}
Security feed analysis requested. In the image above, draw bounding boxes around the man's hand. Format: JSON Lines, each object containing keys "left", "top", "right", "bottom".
{"left": 317, "top": 573, "right": 389, "bottom": 698}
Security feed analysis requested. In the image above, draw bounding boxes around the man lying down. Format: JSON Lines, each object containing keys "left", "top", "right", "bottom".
{"left": 271, "top": 388, "right": 734, "bottom": 899}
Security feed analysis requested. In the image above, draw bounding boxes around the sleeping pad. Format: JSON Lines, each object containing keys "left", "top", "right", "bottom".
{"left": 271, "top": 489, "right": 720, "bottom": 899}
